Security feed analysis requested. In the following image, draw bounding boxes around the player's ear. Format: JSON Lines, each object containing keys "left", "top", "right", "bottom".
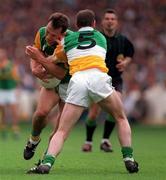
{"left": 61, "top": 32, "right": 66, "bottom": 37}
{"left": 93, "top": 20, "right": 96, "bottom": 28}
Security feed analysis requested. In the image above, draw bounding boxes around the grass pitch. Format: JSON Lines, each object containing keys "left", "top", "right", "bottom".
{"left": 0, "top": 123, "right": 166, "bottom": 180}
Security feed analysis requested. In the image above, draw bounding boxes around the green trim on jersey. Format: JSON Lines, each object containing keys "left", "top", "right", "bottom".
{"left": 64, "top": 30, "right": 107, "bottom": 52}
{"left": 39, "top": 27, "right": 57, "bottom": 56}
{"left": 66, "top": 29, "right": 73, "bottom": 36}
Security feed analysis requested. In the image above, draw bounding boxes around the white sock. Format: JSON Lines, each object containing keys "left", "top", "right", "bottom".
{"left": 123, "top": 157, "right": 134, "bottom": 162}
{"left": 85, "top": 141, "right": 92, "bottom": 145}
{"left": 101, "top": 139, "right": 110, "bottom": 144}
{"left": 29, "top": 138, "right": 40, "bottom": 145}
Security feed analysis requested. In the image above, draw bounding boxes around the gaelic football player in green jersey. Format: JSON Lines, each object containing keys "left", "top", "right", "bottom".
{"left": 23, "top": 13, "right": 71, "bottom": 161}
{"left": 0, "top": 48, "right": 20, "bottom": 138}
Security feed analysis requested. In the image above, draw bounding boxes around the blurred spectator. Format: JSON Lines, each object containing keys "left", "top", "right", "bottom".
{"left": 0, "top": 48, "right": 20, "bottom": 139}
{"left": 144, "top": 77, "right": 166, "bottom": 124}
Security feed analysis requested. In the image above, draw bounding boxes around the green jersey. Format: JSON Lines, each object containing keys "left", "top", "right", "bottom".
{"left": 34, "top": 27, "right": 73, "bottom": 84}
{"left": 0, "top": 60, "right": 18, "bottom": 89}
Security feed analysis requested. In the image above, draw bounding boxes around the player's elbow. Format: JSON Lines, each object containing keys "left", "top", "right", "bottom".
{"left": 31, "top": 69, "right": 38, "bottom": 76}
{"left": 55, "top": 70, "right": 66, "bottom": 80}
{"left": 53, "top": 66, "right": 66, "bottom": 80}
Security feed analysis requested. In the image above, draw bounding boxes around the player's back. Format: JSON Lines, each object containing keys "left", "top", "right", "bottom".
{"left": 63, "top": 27, "right": 108, "bottom": 75}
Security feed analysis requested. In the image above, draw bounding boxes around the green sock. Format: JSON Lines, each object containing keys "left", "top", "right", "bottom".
{"left": 121, "top": 147, "right": 133, "bottom": 158}
{"left": 106, "top": 114, "right": 115, "bottom": 122}
{"left": 85, "top": 118, "right": 97, "bottom": 142}
{"left": 86, "top": 118, "right": 97, "bottom": 127}
{"left": 31, "top": 129, "right": 41, "bottom": 137}
{"left": 42, "top": 154, "right": 55, "bottom": 167}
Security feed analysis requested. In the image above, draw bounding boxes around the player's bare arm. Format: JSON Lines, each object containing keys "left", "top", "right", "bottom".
{"left": 26, "top": 46, "right": 66, "bottom": 80}
{"left": 30, "top": 59, "right": 51, "bottom": 82}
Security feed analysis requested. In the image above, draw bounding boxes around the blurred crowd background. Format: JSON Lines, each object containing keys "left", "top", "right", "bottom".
{"left": 0, "top": 0, "right": 166, "bottom": 124}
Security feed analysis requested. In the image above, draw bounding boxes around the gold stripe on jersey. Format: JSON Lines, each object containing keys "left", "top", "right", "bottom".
{"left": 69, "top": 55, "right": 108, "bottom": 75}
{"left": 53, "top": 44, "right": 68, "bottom": 63}
{"left": 34, "top": 31, "right": 41, "bottom": 49}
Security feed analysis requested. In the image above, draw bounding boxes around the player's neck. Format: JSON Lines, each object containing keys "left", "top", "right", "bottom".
{"left": 103, "top": 29, "right": 116, "bottom": 37}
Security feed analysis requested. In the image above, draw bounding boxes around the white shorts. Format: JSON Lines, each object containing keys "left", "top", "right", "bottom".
{"left": 66, "top": 69, "right": 114, "bottom": 107}
{"left": 0, "top": 89, "right": 17, "bottom": 105}
{"left": 58, "top": 83, "right": 68, "bottom": 102}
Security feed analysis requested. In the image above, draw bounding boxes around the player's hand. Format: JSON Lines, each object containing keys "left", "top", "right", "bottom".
{"left": 31, "top": 65, "right": 50, "bottom": 82}
{"left": 116, "top": 58, "right": 131, "bottom": 72}
{"left": 116, "top": 60, "right": 126, "bottom": 72}
{"left": 26, "top": 46, "right": 44, "bottom": 62}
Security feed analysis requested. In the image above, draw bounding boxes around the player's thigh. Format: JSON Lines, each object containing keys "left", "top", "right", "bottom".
{"left": 66, "top": 72, "right": 90, "bottom": 107}
{"left": 58, "top": 103, "right": 84, "bottom": 137}
{"left": 116, "top": 91, "right": 122, "bottom": 99}
{"left": 36, "top": 87, "right": 60, "bottom": 112}
{"left": 50, "top": 101, "right": 65, "bottom": 130}
{"left": 88, "top": 103, "right": 101, "bottom": 119}
{"left": 98, "top": 90, "right": 126, "bottom": 121}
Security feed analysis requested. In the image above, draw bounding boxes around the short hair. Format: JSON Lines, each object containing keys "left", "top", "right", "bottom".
{"left": 48, "top": 12, "right": 70, "bottom": 33}
{"left": 103, "top": 9, "right": 118, "bottom": 18}
{"left": 76, "top": 9, "right": 95, "bottom": 28}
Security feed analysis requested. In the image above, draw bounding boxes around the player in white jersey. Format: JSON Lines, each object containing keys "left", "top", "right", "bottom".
{"left": 26, "top": 9, "right": 139, "bottom": 174}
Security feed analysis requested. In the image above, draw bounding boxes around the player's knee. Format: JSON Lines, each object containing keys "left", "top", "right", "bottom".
{"left": 34, "top": 109, "right": 49, "bottom": 119}
{"left": 88, "top": 113, "right": 97, "bottom": 120}
{"left": 88, "top": 106, "right": 100, "bottom": 119}
{"left": 88, "top": 110, "right": 99, "bottom": 119}
{"left": 113, "top": 112, "right": 127, "bottom": 124}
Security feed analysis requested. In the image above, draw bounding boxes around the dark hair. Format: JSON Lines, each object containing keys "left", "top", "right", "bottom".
{"left": 103, "top": 9, "right": 118, "bottom": 18}
{"left": 76, "top": 9, "right": 95, "bottom": 28}
{"left": 48, "top": 12, "right": 70, "bottom": 33}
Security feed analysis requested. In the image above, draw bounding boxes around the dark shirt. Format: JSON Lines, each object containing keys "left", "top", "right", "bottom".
{"left": 102, "top": 32, "right": 134, "bottom": 78}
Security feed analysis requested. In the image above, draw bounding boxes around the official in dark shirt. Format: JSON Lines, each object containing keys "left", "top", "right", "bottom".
{"left": 104, "top": 29, "right": 134, "bottom": 92}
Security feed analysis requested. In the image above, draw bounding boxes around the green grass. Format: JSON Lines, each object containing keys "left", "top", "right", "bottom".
{"left": 0, "top": 123, "right": 166, "bottom": 180}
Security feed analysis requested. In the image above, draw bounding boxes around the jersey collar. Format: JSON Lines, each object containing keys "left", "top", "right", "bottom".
{"left": 78, "top": 27, "right": 94, "bottom": 31}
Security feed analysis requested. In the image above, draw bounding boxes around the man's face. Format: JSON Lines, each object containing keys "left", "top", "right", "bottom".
{"left": 102, "top": 13, "right": 118, "bottom": 32}
{"left": 45, "top": 22, "right": 63, "bottom": 45}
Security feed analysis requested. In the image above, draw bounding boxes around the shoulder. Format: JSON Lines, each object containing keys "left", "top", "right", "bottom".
{"left": 38, "top": 26, "right": 46, "bottom": 36}
{"left": 117, "top": 33, "right": 132, "bottom": 42}
{"left": 65, "top": 29, "right": 74, "bottom": 36}
{"left": 64, "top": 30, "right": 78, "bottom": 41}
{"left": 94, "top": 30, "right": 106, "bottom": 40}
{"left": 117, "top": 33, "right": 134, "bottom": 46}
{"left": 34, "top": 27, "right": 46, "bottom": 49}
{"left": 94, "top": 29, "right": 104, "bottom": 36}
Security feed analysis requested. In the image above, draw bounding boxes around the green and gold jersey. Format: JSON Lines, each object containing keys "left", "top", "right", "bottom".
{"left": 34, "top": 27, "right": 73, "bottom": 83}
{"left": 34, "top": 27, "right": 57, "bottom": 56}
{"left": 55, "top": 27, "right": 108, "bottom": 75}
{"left": 0, "top": 60, "right": 19, "bottom": 89}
